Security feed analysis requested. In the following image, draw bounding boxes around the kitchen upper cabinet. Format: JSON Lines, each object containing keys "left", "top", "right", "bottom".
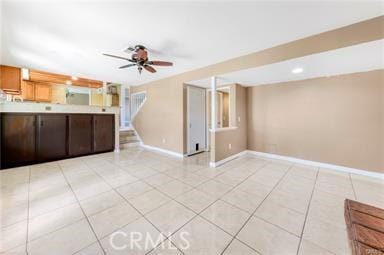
{"left": 35, "top": 83, "right": 52, "bottom": 102}
{"left": 1, "top": 114, "right": 36, "bottom": 168}
{"left": 93, "top": 115, "right": 114, "bottom": 153}
{"left": 21, "top": 81, "right": 35, "bottom": 101}
{"left": 0, "top": 65, "right": 21, "bottom": 92}
{"left": 68, "top": 114, "right": 92, "bottom": 156}
{"left": 37, "top": 115, "right": 67, "bottom": 161}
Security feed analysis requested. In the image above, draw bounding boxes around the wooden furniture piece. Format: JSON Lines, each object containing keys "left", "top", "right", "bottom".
{"left": 37, "top": 115, "right": 67, "bottom": 161}
{"left": 0, "top": 65, "right": 21, "bottom": 92}
{"left": 68, "top": 114, "right": 93, "bottom": 156}
{"left": 1, "top": 113, "right": 115, "bottom": 169}
{"left": 345, "top": 199, "right": 384, "bottom": 255}
{"left": 93, "top": 115, "right": 114, "bottom": 153}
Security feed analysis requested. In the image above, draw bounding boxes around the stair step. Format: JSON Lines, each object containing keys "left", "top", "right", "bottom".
{"left": 120, "top": 142, "right": 140, "bottom": 149}
{"left": 120, "top": 129, "right": 136, "bottom": 137}
{"left": 119, "top": 129, "right": 139, "bottom": 145}
{"left": 120, "top": 136, "right": 138, "bottom": 142}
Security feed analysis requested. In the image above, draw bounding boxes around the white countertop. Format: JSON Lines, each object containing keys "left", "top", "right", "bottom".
{"left": 0, "top": 101, "right": 120, "bottom": 114}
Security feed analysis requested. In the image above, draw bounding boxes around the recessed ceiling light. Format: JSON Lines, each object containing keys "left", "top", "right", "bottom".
{"left": 66, "top": 80, "right": 72, "bottom": 85}
{"left": 292, "top": 67, "right": 304, "bottom": 74}
{"left": 71, "top": 76, "right": 78, "bottom": 81}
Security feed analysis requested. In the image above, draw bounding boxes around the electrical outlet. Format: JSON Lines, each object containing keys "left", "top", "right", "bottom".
{"left": 162, "top": 138, "right": 166, "bottom": 144}
{"left": 238, "top": 116, "right": 241, "bottom": 122}
{"left": 228, "top": 143, "right": 232, "bottom": 149}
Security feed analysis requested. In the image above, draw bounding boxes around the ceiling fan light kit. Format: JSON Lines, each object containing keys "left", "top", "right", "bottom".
{"left": 103, "top": 45, "right": 173, "bottom": 74}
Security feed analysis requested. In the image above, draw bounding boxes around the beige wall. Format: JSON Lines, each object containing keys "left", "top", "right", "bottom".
{"left": 211, "top": 84, "right": 247, "bottom": 162}
{"left": 130, "top": 16, "right": 383, "bottom": 157}
{"left": 132, "top": 79, "right": 184, "bottom": 153}
{"left": 247, "top": 70, "right": 384, "bottom": 173}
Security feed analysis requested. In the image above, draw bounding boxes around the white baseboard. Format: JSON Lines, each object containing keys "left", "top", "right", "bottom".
{"left": 141, "top": 144, "right": 184, "bottom": 158}
{"left": 210, "top": 151, "right": 248, "bottom": 168}
{"left": 247, "top": 150, "right": 384, "bottom": 180}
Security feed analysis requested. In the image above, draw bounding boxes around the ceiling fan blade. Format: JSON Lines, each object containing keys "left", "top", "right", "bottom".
{"left": 103, "top": 53, "right": 135, "bottom": 62}
{"left": 119, "top": 64, "right": 136, "bottom": 69}
{"left": 144, "top": 65, "right": 157, "bottom": 73}
{"left": 147, "top": 61, "right": 173, "bottom": 66}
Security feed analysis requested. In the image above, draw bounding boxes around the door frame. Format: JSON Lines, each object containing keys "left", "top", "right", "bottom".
{"left": 187, "top": 85, "right": 207, "bottom": 156}
{"left": 217, "top": 92, "right": 223, "bottom": 128}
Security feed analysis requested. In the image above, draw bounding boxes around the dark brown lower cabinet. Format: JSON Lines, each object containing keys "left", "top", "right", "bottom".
{"left": 0, "top": 115, "right": 2, "bottom": 168}
{"left": 68, "top": 114, "right": 93, "bottom": 156}
{"left": 93, "top": 115, "right": 114, "bottom": 153}
{"left": 37, "top": 115, "right": 67, "bottom": 161}
{"left": 2, "top": 114, "right": 36, "bottom": 168}
{"left": 0, "top": 113, "right": 114, "bottom": 169}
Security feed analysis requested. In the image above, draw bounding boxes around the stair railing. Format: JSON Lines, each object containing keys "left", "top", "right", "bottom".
{"left": 131, "top": 91, "right": 147, "bottom": 120}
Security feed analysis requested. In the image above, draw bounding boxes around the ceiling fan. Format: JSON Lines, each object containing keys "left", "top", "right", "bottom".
{"left": 103, "top": 45, "right": 173, "bottom": 74}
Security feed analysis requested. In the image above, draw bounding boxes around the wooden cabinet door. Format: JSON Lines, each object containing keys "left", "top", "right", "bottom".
{"left": 35, "top": 83, "right": 52, "bottom": 102}
{"left": 0, "top": 65, "right": 21, "bottom": 92}
{"left": 21, "top": 81, "right": 35, "bottom": 101}
{"left": 37, "top": 115, "right": 67, "bottom": 161}
{"left": 1, "top": 114, "right": 35, "bottom": 168}
{"left": 93, "top": 115, "right": 114, "bottom": 152}
{"left": 68, "top": 115, "right": 92, "bottom": 156}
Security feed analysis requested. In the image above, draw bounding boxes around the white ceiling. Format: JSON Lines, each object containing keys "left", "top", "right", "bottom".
{"left": 188, "top": 39, "right": 384, "bottom": 87}
{"left": 1, "top": 1, "right": 383, "bottom": 85}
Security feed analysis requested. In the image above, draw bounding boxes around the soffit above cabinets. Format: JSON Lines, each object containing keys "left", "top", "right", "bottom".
{"left": 28, "top": 69, "right": 103, "bottom": 88}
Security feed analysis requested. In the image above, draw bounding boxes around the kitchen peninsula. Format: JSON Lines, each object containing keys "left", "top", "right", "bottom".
{"left": 0, "top": 65, "right": 122, "bottom": 169}
{"left": 0, "top": 101, "right": 120, "bottom": 169}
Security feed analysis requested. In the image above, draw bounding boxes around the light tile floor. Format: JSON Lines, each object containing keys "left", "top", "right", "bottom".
{"left": 1, "top": 146, "right": 383, "bottom": 255}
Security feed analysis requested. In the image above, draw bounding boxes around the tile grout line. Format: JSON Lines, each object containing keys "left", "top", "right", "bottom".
{"left": 2, "top": 151, "right": 176, "bottom": 254}
{"left": 83, "top": 160, "right": 187, "bottom": 255}
{"left": 25, "top": 166, "right": 32, "bottom": 255}
{"left": 141, "top": 158, "right": 259, "bottom": 254}
{"left": 141, "top": 159, "right": 270, "bottom": 254}
{"left": 57, "top": 164, "right": 107, "bottom": 255}
{"left": 23, "top": 150, "right": 277, "bottom": 254}
{"left": 220, "top": 162, "right": 295, "bottom": 255}
{"left": 13, "top": 148, "right": 254, "bottom": 254}
{"left": 24, "top": 153, "right": 244, "bottom": 254}
{"left": 106, "top": 153, "right": 256, "bottom": 254}
{"left": 107, "top": 158, "right": 215, "bottom": 255}
{"left": 295, "top": 167, "right": 320, "bottom": 255}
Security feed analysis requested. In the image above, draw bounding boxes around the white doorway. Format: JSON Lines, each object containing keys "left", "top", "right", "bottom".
{"left": 187, "top": 85, "right": 206, "bottom": 155}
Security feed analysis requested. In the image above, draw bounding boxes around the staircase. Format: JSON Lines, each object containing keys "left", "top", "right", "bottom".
{"left": 119, "top": 129, "right": 140, "bottom": 148}
{"left": 119, "top": 91, "right": 146, "bottom": 149}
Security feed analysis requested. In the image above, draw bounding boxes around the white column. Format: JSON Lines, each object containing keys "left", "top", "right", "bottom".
{"left": 211, "top": 76, "right": 217, "bottom": 131}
